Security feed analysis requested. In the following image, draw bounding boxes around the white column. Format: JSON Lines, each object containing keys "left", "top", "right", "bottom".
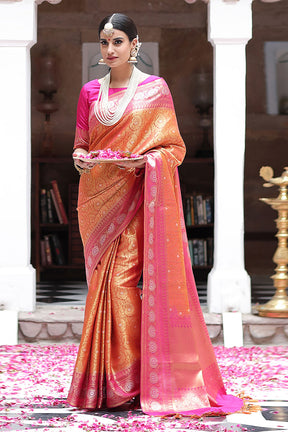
{"left": 207, "top": 0, "right": 252, "bottom": 313}
{"left": 0, "top": 0, "right": 38, "bottom": 311}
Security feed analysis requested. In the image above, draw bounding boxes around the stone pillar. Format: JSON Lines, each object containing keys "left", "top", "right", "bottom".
{"left": 0, "top": 0, "right": 39, "bottom": 311}
{"left": 207, "top": 0, "right": 252, "bottom": 313}
{"left": 0, "top": 0, "right": 62, "bottom": 312}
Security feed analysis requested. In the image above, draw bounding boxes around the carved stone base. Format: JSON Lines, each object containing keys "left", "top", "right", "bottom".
{"left": 18, "top": 305, "right": 288, "bottom": 345}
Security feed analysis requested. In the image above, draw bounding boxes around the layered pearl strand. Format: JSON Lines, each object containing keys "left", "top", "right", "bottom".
{"left": 94, "top": 66, "right": 143, "bottom": 126}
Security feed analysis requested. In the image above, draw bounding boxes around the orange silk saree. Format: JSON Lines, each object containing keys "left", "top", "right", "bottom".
{"left": 67, "top": 75, "right": 243, "bottom": 416}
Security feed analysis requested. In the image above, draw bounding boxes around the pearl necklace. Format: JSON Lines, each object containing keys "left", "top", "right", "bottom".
{"left": 94, "top": 67, "right": 143, "bottom": 126}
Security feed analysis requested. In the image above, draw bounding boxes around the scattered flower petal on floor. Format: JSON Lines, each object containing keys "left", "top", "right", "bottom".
{"left": 0, "top": 345, "right": 287, "bottom": 431}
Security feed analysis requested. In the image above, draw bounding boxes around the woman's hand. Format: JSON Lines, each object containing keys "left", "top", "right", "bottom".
{"left": 73, "top": 149, "right": 94, "bottom": 172}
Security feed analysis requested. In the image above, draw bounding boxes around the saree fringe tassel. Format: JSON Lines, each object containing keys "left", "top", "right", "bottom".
{"left": 161, "top": 394, "right": 261, "bottom": 420}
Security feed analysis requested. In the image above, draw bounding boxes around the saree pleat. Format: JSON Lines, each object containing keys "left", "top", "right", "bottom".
{"left": 67, "top": 206, "right": 143, "bottom": 409}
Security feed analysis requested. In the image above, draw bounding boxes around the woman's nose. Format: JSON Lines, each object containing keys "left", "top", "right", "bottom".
{"left": 107, "top": 42, "right": 114, "bottom": 53}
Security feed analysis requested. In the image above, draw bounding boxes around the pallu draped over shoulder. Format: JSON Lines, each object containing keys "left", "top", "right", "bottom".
{"left": 67, "top": 74, "right": 243, "bottom": 416}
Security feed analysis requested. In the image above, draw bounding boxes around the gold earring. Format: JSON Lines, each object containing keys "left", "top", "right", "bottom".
{"left": 128, "top": 47, "right": 138, "bottom": 64}
{"left": 128, "top": 56, "right": 137, "bottom": 64}
{"left": 98, "top": 58, "right": 106, "bottom": 65}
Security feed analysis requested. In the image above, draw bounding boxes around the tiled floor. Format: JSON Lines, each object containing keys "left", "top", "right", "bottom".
{"left": 36, "top": 281, "right": 88, "bottom": 305}
{"left": 36, "top": 280, "right": 276, "bottom": 306}
{"left": 1, "top": 400, "right": 288, "bottom": 431}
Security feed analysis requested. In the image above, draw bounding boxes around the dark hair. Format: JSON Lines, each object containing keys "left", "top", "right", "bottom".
{"left": 98, "top": 13, "right": 138, "bottom": 41}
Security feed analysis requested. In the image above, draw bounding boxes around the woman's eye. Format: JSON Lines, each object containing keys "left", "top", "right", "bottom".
{"left": 114, "top": 40, "right": 122, "bottom": 45}
{"left": 100, "top": 40, "right": 108, "bottom": 46}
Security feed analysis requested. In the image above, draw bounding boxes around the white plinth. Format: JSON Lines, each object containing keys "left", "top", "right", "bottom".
{"left": 0, "top": 310, "right": 18, "bottom": 345}
{"left": 208, "top": 268, "right": 251, "bottom": 313}
{"left": 222, "top": 311, "right": 243, "bottom": 348}
{"left": 0, "top": 266, "right": 36, "bottom": 312}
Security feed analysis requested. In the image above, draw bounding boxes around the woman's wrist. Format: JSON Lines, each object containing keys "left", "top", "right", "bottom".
{"left": 73, "top": 149, "right": 91, "bottom": 175}
{"left": 73, "top": 148, "right": 88, "bottom": 158}
{"left": 74, "top": 160, "right": 91, "bottom": 175}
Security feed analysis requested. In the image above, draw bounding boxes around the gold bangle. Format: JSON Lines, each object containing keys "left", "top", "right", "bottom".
{"left": 74, "top": 161, "right": 83, "bottom": 175}
{"left": 74, "top": 161, "right": 90, "bottom": 175}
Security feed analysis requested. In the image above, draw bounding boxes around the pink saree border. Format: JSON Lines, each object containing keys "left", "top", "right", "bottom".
{"left": 141, "top": 152, "right": 243, "bottom": 416}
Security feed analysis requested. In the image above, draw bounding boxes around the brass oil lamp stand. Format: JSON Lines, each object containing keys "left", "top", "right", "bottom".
{"left": 257, "top": 166, "right": 288, "bottom": 317}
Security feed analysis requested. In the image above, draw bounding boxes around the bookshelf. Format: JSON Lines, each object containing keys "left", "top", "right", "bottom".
{"left": 178, "top": 157, "right": 214, "bottom": 282}
{"left": 32, "top": 157, "right": 85, "bottom": 282}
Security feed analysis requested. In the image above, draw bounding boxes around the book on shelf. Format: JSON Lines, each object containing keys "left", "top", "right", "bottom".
{"left": 40, "top": 189, "right": 48, "bottom": 224}
{"left": 39, "top": 180, "right": 69, "bottom": 224}
{"left": 205, "top": 198, "right": 213, "bottom": 224}
{"left": 207, "top": 237, "right": 213, "bottom": 266}
{"left": 185, "top": 195, "right": 192, "bottom": 226}
{"left": 192, "top": 239, "right": 199, "bottom": 265}
{"left": 196, "top": 195, "right": 204, "bottom": 225}
{"left": 41, "top": 234, "right": 65, "bottom": 266}
{"left": 51, "top": 180, "right": 68, "bottom": 224}
{"left": 50, "top": 234, "right": 66, "bottom": 265}
{"left": 185, "top": 195, "right": 213, "bottom": 226}
{"left": 43, "top": 235, "right": 53, "bottom": 266}
{"left": 40, "top": 239, "right": 47, "bottom": 266}
{"left": 188, "top": 237, "right": 213, "bottom": 267}
{"left": 50, "top": 188, "right": 63, "bottom": 224}
{"left": 198, "top": 239, "right": 205, "bottom": 266}
{"left": 192, "top": 195, "right": 198, "bottom": 225}
{"left": 46, "top": 189, "right": 56, "bottom": 223}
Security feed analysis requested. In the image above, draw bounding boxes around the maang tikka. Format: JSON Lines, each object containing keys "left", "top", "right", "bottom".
{"left": 103, "top": 22, "right": 114, "bottom": 38}
{"left": 98, "top": 17, "right": 115, "bottom": 64}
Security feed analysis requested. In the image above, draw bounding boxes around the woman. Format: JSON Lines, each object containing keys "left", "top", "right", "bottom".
{"left": 67, "top": 13, "right": 243, "bottom": 416}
